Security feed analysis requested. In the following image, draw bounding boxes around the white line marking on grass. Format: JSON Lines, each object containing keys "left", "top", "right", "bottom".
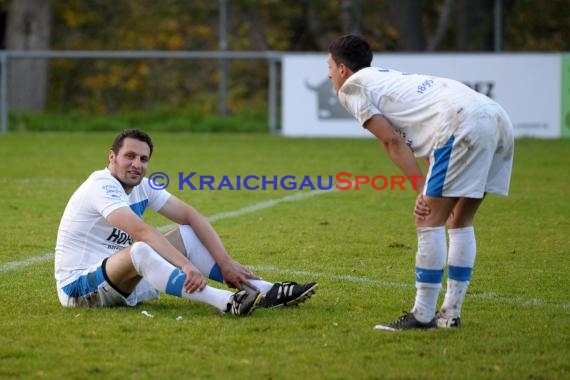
{"left": 0, "top": 253, "right": 54, "bottom": 273}
{"left": 468, "top": 292, "right": 570, "bottom": 310}
{"left": 3, "top": 185, "right": 568, "bottom": 311}
{"left": 208, "top": 190, "right": 332, "bottom": 222}
{"left": 1, "top": 188, "right": 339, "bottom": 273}
{"left": 158, "top": 188, "right": 335, "bottom": 233}
{"left": 250, "top": 265, "right": 411, "bottom": 289}
{"left": 250, "top": 265, "right": 570, "bottom": 310}
{"left": 0, "top": 177, "right": 77, "bottom": 184}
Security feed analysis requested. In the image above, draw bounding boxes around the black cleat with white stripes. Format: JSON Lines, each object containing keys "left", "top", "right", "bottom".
{"left": 259, "top": 281, "right": 318, "bottom": 308}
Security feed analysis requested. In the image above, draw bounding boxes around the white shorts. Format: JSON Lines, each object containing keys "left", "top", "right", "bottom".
{"left": 57, "top": 259, "right": 160, "bottom": 307}
{"left": 424, "top": 103, "right": 514, "bottom": 198}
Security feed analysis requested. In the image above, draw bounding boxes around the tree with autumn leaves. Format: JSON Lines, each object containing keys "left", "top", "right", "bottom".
{"left": 3, "top": 0, "right": 569, "bottom": 114}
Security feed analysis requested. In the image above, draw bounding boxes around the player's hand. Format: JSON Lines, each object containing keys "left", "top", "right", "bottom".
{"left": 414, "top": 194, "right": 431, "bottom": 221}
{"left": 181, "top": 262, "right": 206, "bottom": 293}
{"left": 220, "top": 258, "right": 260, "bottom": 290}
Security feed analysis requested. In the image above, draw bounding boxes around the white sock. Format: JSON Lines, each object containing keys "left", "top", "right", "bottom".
{"left": 412, "top": 226, "right": 446, "bottom": 323}
{"left": 249, "top": 279, "right": 275, "bottom": 294}
{"left": 440, "top": 226, "right": 476, "bottom": 318}
{"left": 179, "top": 225, "right": 276, "bottom": 294}
{"left": 165, "top": 272, "right": 233, "bottom": 311}
{"left": 130, "top": 242, "right": 233, "bottom": 311}
{"left": 179, "top": 225, "right": 224, "bottom": 282}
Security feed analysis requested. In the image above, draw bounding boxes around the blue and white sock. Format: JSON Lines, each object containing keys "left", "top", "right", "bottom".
{"left": 440, "top": 226, "right": 476, "bottom": 319}
{"left": 130, "top": 241, "right": 233, "bottom": 311}
{"left": 179, "top": 225, "right": 224, "bottom": 281}
{"left": 412, "top": 226, "right": 446, "bottom": 323}
{"left": 179, "top": 225, "right": 274, "bottom": 294}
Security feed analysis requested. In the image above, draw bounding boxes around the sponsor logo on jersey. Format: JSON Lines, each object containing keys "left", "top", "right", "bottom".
{"left": 106, "top": 227, "right": 133, "bottom": 246}
{"left": 102, "top": 184, "right": 123, "bottom": 200}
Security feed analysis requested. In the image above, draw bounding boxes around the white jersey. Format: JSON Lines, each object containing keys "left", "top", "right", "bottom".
{"left": 55, "top": 168, "right": 171, "bottom": 287}
{"left": 338, "top": 67, "right": 495, "bottom": 157}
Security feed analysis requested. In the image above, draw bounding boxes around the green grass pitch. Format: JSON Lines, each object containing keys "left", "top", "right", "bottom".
{"left": 0, "top": 133, "right": 568, "bottom": 379}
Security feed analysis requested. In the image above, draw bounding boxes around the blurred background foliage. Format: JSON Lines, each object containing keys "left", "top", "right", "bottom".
{"left": 0, "top": 0, "right": 568, "bottom": 131}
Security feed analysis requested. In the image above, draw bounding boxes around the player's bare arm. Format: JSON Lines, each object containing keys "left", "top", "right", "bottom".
{"left": 364, "top": 115, "right": 431, "bottom": 220}
{"left": 413, "top": 194, "right": 431, "bottom": 221}
{"left": 415, "top": 159, "right": 431, "bottom": 220}
{"left": 158, "top": 195, "right": 260, "bottom": 289}
{"left": 106, "top": 206, "right": 206, "bottom": 293}
{"left": 364, "top": 115, "right": 425, "bottom": 193}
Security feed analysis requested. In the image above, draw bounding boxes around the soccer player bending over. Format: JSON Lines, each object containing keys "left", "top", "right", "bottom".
{"left": 55, "top": 129, "right": 317, "bottom": 315}
{"left": 327, "top": 35, "right": 514, "bottom": 330}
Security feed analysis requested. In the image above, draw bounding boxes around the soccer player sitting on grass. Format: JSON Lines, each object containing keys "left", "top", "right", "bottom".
{"left": 55, "top": 129, "right": 317, "bottom": 315}
{"left": 327, "top": 35, "right": 514, "bottom": 330}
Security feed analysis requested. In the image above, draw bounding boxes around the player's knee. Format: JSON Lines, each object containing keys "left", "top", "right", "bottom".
{"left": 179, "top": 224, "right": 198, "bottom": 241}
{"left": 415, "top": 213, "right": 449, "bottom": 228}
{"left": 131, "top": 241, "right": 152, "bottom": 256}
{"left": 447, "top": 218, "right": 474, "bottom": 229}
{"left": 446, "top": 209, "right": 478, "bottom": 228}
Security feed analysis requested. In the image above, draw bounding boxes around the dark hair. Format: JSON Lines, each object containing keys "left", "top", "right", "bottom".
{"left": 328, "top": 34, "right": 373, "bottom": 72}
{"left": 111, "top": 129, "right": 154, "bottom": 158}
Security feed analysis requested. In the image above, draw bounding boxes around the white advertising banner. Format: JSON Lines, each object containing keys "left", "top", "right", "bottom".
{"left": 282, "top": 53, "right": 561, "bottom": 138}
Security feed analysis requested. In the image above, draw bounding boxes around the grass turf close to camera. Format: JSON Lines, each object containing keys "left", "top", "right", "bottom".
{"left": 0, "top": 133, "right": 568, "bottom": 379}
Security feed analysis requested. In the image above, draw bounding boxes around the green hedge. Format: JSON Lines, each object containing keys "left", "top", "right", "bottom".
{"left": 8, "top": 106, "right": 270, "bottom": 133}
